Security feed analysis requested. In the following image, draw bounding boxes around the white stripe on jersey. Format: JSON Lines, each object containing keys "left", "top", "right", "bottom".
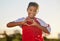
{"left": 14, "top": 17, "right": 26, "bottom": 22}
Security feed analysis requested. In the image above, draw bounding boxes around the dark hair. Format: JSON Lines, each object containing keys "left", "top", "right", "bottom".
{"left": 28, "top": 2, "right": 39, "bottom": 9}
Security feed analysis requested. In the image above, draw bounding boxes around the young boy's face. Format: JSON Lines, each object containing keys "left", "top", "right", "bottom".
{"left": 27, "top": 6, "right": 38, "bottom": 19}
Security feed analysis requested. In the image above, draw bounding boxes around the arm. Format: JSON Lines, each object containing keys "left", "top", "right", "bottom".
{"left": 7, "top": 22, "right": 23, "bottom": 27}
{"left": 36, "top": 24, "right": 50, "bottom": 34}
{"left": 7, "top": 17, "right": 26, "bottom": 27}
{"left": 36, "top": 18, "right": 51, "bottom": 34}
{"left": 31, "top": 19, "right": 51, "bottom": 34}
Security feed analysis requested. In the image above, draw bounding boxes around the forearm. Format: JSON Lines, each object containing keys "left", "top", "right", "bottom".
{"left": 7, "top": 22, "right": 23, "bottom": 27}
{"left": 36, "top": 24, "right": 50, "bottom": 34}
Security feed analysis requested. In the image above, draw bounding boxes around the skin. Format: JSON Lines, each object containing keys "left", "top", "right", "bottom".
{"left": 7, "top": 6, "right": 50, "bottom": 34}
{"left": 27, "top": 6, "right": 38, "bottom": 19}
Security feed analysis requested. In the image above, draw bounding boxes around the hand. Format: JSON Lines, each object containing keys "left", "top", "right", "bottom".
{"left": 21, "top": 18, "right": 39, "bottom": 26}
{"left": 30, "top": 19, "right": 39, "bottom": 26}
{"left": 21, "top": 20, "right": 30, "bottom": 26}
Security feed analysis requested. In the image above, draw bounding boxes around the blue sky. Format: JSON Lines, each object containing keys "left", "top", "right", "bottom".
{"left": 0, "top": 0, "right": 60, "bottom": 38}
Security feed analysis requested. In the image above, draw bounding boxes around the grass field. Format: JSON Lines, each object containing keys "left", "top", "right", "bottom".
{"left": 0, "top": 34, "right": 60, "bottom": 41}
{"left": 0, "top": 38, "right": 60, "bottom": 41}
{"left": 44, "top": 37, "right": 60, "bottom": 41}
{"left": 0, "top": 37, "right": 60, "bottom": 41}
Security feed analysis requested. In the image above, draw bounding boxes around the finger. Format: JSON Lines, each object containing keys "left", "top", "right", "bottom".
{"left": 30, "top": 24, "right": 33, "bottom": 26}
{"left": 24, "top": 23, "right": 30, "bottom": 26}
{"left": 30, "top": 23, "right": 34, "bottom": 26}
{"left": 32, "top": 19, "right": 35, "bottom": 22}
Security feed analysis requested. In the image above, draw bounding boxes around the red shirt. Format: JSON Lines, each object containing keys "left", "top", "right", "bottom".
{"left": 22, "top": 18, "right": 44, "bottom": 41}
{"left": 14, "top": 17, "right": 51, "bottom": 41}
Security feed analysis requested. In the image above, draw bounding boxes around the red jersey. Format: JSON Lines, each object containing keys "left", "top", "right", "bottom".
{"left": 14, "top": 17, "right": 51, "bottom": 41}
{"left": 22, "top": 18, "right": 44, "bottom": 41}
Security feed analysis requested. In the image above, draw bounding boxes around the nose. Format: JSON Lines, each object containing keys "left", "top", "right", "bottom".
{"left": 30, "top": 10, "right": 35, "bottom": 14}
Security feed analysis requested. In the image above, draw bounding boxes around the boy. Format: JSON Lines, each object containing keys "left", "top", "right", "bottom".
{"left": 7, "top": 2, "right": 51, "bottom": 41}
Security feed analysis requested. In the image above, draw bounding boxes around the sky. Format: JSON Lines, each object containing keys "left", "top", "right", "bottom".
{"left": 0, "top": 0, "right": 60, "bottom": 39}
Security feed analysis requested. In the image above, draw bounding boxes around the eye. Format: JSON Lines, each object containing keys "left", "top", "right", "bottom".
{"left": 29, "top": 9, "right": 37, "bottom": 12}
{"left": 29, "top": 9, "right": 32, "bottom": 11}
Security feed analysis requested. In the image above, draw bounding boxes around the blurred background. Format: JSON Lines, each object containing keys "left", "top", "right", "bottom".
{"left": 0, "top": 0, "right": 60, "bottom": 41}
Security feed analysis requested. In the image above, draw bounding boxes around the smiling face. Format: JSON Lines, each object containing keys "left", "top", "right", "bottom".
{"left": 27, "top": 6, "right": 38, "bottom": 19}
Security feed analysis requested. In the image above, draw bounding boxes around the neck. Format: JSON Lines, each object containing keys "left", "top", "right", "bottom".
{"left": 28, "top": 16, "right": 35, "bottom": 19}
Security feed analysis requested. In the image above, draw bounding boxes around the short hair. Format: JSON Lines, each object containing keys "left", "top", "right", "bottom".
{"left": 28, "top": 2, "right": 39, "bottom": 9}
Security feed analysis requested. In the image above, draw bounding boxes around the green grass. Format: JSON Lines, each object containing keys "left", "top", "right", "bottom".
{"left": 0, "top": 34, "right": 60, "bottom": 41}
{"left": 44, "top": 37, "right": 60, "bottom": 41}
{"left": 45, "top": 39, "right": 60, "bottom": 41}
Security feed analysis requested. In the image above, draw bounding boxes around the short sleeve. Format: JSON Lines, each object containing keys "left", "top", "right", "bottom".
{"left": 13, "top": 17, "right": 26, "bottom": 22}
{"left": 37, "top": 18, "right": 51, "bottom": 32}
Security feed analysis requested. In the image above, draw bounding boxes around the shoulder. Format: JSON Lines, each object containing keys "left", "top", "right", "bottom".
{"left": 36, "top": 18, "right": 48, "bottom": 27}
{"left": 13, "top": 17, "right": 26, "bottom": 22}
{"left": 36, "top": 18, "right": 46, "bottom": 24}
